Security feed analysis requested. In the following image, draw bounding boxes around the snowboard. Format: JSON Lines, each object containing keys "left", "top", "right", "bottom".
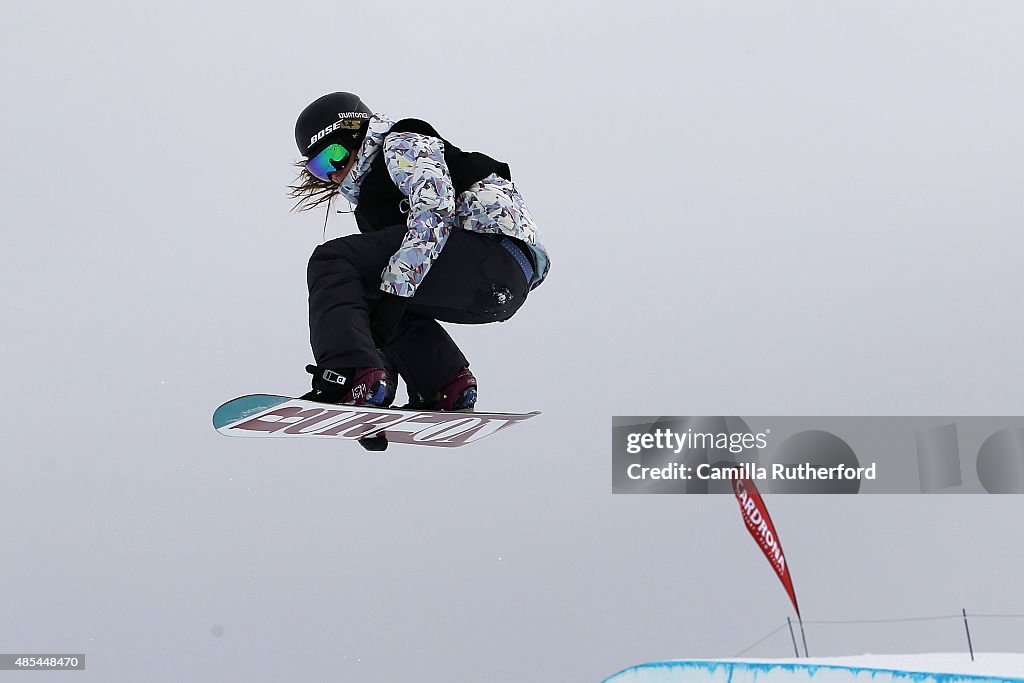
{"left": 213, "top": 394, "right": 538, "bottom": 450}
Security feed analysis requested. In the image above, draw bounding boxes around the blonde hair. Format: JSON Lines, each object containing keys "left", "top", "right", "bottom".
{"left": 287, "top": 160, "right": 339, "bottom": 213}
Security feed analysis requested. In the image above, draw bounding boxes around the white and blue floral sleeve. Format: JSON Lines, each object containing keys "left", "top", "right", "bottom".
{"left": 380, "top": 132, "right": 457, "bottom": 297}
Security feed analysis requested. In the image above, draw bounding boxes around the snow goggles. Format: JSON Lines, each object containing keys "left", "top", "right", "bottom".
{"left": 305, "top": 143, "right": 352, "bottom": 181}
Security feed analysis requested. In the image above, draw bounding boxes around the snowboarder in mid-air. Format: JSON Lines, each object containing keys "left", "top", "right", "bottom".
{"left": 289, "top": 92, "right": 550, "bottom": 412}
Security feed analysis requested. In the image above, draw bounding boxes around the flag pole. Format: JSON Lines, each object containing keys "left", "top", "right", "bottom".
{"left": 787, "top": 617, "right": 800, "bottom": 657}
{"left": 962, "top": 608, "right": 974, "bottom": 662}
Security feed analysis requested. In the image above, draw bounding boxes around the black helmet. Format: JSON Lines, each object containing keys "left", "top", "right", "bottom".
{"left": 294, "top": 92, "right": 373, "bottom": 158}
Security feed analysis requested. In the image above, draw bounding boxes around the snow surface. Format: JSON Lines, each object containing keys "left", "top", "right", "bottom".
{"left": 749, "top": 653, "right": 1024, "bottom": 677}
{"left": 605, "top": 654, "right": 1024, "bottom": 682}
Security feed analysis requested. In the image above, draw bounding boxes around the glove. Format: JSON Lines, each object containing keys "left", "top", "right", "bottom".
{"left": 369, "top": 293, "right": 409, "bottom": 347}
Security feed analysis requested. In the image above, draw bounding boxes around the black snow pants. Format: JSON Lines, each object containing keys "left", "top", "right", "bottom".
{"left": 307, "top": 224, "right": 531, "bottom": 400}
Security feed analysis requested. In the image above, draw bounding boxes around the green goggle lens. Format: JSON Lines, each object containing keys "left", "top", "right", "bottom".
{"left": 305, "top": 143, "right": 352, "bottom": 181}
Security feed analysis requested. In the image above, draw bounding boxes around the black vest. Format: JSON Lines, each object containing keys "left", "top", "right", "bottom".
{"left": 353, "top": 118, "right": 512, "bottom": 234}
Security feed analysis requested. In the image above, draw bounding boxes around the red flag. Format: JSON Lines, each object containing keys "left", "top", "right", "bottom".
{"left": 732, "top": 476, "right": 800, "bottom": 617}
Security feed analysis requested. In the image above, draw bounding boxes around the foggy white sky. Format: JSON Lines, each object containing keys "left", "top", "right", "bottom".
{"left": 3, "top": 1, "right": 1024, "bottom": 681}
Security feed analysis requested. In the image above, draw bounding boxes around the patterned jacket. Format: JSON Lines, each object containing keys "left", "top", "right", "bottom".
{"left": 338, "top": 115, "right": 550, "bottom": 298}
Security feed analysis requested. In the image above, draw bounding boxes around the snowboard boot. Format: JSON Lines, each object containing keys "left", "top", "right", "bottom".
{"left": 300, "top": 364, "right": 396, "bottom": 407}
{"left": 406, "top": 367, "right": 478, "bottom": 412}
